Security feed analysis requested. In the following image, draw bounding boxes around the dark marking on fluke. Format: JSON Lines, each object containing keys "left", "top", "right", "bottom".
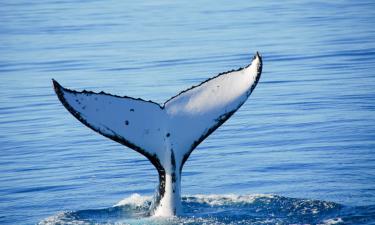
{"left": 171, "top": 150, "right": 177, "bottom": 183}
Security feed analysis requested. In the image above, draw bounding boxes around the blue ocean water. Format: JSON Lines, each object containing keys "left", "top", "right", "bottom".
{"left": 1, "top": 0, "right": 375, "bottom": 224}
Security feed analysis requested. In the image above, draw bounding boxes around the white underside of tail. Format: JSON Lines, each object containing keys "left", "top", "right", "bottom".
{"left": 53, "top": 52, "right": 262, "bottom": 217}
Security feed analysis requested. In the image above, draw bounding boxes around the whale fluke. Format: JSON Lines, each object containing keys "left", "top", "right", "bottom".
{"left": 53, "top": 52, "right": 262, "bottom": 217}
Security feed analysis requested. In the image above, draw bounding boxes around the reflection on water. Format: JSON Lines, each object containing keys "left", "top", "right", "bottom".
{"left": 0, "top": 0, "right": 375, "bottom": 224}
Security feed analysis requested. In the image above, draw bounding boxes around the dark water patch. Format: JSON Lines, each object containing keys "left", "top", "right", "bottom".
{"left": 267, "top": 49, "right": 375, "bottom": 65}
{"left": 0, "top": 60, "right": 92, "bottom": 72}
{"left": 11, "top": 184, "right": 76, "bottom": 194}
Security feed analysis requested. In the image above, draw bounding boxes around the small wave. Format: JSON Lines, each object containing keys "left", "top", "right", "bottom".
{"left": 183, "top": 193, "right": 274, "bottom": 206}
{"left": 322, "top": 218, "right": 344, "bottom": 225}
{"left": 38, "top": 194, "right": 359, "bottom": 225}
{"left": 114, "top": 193, "right": 152, "bottom": 207}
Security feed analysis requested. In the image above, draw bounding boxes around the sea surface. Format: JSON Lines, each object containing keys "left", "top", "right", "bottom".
{"left": 1, "top": 1, "right": 375, "bottom": 224}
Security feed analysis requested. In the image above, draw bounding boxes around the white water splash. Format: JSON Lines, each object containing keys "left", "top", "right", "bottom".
{"left": 321, "top": 218, "right": 344, "bottom": 225}
{"left": 183, "top": 193, "right": 275, "bottom": 206}
{"left": 114, "top": 193, "right": 152, "bottom": 207}
{"left": 114, "top": 193, "right": 275, "bottom": 208}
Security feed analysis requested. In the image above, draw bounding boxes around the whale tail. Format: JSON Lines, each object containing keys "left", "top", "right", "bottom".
{"left": 53, "top": 52, "right": 262, "bottom": 216}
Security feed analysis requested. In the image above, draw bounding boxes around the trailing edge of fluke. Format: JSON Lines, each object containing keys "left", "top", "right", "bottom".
{"left": 53, "top": 52, "right": 263, "bottom": 217}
